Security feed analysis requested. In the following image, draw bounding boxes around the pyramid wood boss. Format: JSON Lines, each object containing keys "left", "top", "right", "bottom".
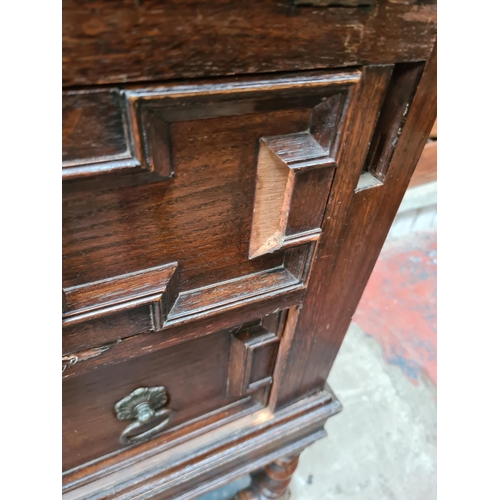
{"left": 62, "top": 1, "right": 436, "bottom": 498}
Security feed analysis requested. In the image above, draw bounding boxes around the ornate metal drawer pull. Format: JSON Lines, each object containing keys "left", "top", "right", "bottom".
{"left": 114, "top": 386, "right": 173, "bottom": 445}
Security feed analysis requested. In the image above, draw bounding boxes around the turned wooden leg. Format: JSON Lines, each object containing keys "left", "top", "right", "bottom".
{"left": 233, "top": 454, "right": 300, "bottom": 500}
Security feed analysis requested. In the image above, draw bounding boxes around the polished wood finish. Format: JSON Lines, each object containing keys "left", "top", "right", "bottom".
{"left": 62, "top": 90, "right": 134, "bottom": 179}
{"left": 272, "top": 46, "right": 437, "bottom": 410}
{"left": 62, "top": 72, "right": 353, "bottom": 356}
{"left": 227, "top": 313, "right": 283, "bottom": 397}
{"left": 62, "top": 1, "right": 436, "bottom": 88}
{"left": 233, "top": 455, "right": 300, "bottom": 500}
{"left": 63, "top": 390, "right": 341, "bottom": 499}
{"left": 63, "top": 314, "right": 280, "bottom": 471}
{"left": 62, "top": 2, "right": 437, "bottom": 498}
{"left": 248, "top": 75, "right": 357, "bottom": 258}
{"left": 62, "top": 72, "right": 358, "bottom": 189}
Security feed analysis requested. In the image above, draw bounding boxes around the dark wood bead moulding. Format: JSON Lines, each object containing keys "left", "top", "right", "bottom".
{"left": 62, "top": 2, "right": 436, "bottom": 498}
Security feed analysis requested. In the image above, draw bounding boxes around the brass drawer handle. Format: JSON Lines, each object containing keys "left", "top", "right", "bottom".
{"left": 114, "top": 387, "right": 173, "bottom": 446}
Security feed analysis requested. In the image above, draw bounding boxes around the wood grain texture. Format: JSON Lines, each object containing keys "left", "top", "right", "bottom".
{"left": 362, "top": 63, "right": 424, "bottom": 182}
{"left": 272, "top": 47, "right": 437, "bottom": 410}
{"left": 62, "top": 263, "right": 178, "bottom": 354}
{"left": 63, "top": 390, "right": 341, "bottom": 499}
{"left": 62, "top": 263, "right": 179, "bottom": 328}
{"left": 62, "top": 72, "right": 353, "bottom": 354}
{"left": 227, "top": 316, "right": 282, "bottom": 397}
{"left": 62, "top": 90, "right": 149, "bottom": 181}
{"left": 62, "top": 1, "right": 436, "bottom": 87}
{"left": 249, "top": 135, "right": 336, "bottom": 259}
{"left": 62, "top": 72, "right": 359, "bottom": 189}
{"left": 167, "top": 268, "right": 298, "bottom": 322}
{"left": 62, "top": 90, "right": 132, "bottom": 169}
{"left": 61, "top": 90, "right": 174, "bottom": 183}
{"left": 62, "top": 4, "right": 438, "bottom": 496}
{"left": 232, "top": 454, "right": 299, "bottom": 500}
{"left": 62, "top": 242, "right": 316, "bottom": 355}
{"left": 63, "top": 72, "right": 356, "bottom": 289}
{"left": 62, "top": 290, "right": 305, "bottom": 370}
{"left": 354, "top": 64, "right": 424, "bottom": 192}
{"left": 248, "top": 79, "right": 357, "bottom": 258}
{"left": 63, "top": 321, "right": 268, "bottom": 472}
{"left": 268, "top": 64, "right": 394, "bottom": 409}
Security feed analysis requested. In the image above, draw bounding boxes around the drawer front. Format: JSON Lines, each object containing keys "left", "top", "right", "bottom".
{"left": 62, "top": 71, "right": 360, "bottom": 355}
{"left": 63, "top": 312, "right": 284, "bottom": 473}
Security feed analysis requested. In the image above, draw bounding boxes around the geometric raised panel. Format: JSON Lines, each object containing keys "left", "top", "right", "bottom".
{"left": 62, "top": 262, "right": 179, "bottom": 327}
{"left": 227, "top": 313, "right": 283, "bottom": 397}
{"left": 249, "top": 88, "right": 355, "bottom": 259}
{"left": 62, "top": 242, "right": 317, "bottom": 355}
{"left": 62, "top": 89, "right": 141, "bottom": 180}
{"left": 249, "top": 135, "right": 332, "bottom": 259}
{"left": 62, "top": 71, "right": 360, "bottom": 354}
{"left": 355, "top": 63, "right": 424, "bottom": 192}
{"left": 62, "top": 263, "right": 179, "bottom": 354}
{"left": 63, "top": 72, "right": 359, "bottom": 190}
{"left": 62, "top": 90, "right": 173, "bottom": 184}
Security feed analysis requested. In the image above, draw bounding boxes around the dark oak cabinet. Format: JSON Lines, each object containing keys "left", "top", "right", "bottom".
{"left": 62, "top": 2, "right": 436, "bottom": 498}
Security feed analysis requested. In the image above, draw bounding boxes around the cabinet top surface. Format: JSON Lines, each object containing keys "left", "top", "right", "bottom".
{"left": 62, "top": 0, "right": 436, "bottom": 87}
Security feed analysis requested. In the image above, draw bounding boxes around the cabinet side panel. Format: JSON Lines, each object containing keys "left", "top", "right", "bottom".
{"left": 271, "top": 47, "right": 437, "bottom": 409}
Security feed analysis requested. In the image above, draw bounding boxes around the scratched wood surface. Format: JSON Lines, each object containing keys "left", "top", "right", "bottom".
{"left": 63, "top": 312, "right": 286, "bottom": 473}
{"left": 62, "top": 73, "right": 356, "bottom": 291}
{"left": 271, "top": 48, "right": 437, "bottom": 410}
{"left": 62, "top": 72, "right": 355, "bottom": 356}
{"left": 62, "top": 0, "right": 436, "bottom": 87}
{"left": 62, "top": 2, "right": 437, "bottom": 497}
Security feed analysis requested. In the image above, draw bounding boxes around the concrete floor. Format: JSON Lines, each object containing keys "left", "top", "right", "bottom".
{"left": 290, "top": 225, "right": 437, "bottom": 500}
{"left": 201, "top": 185, "right": 437, "bottom": 500}
{"left": 289, "top": 321, "right": 436, "bottom": 500}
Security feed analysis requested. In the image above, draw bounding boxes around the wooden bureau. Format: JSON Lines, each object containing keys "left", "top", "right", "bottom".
{"left": 62, "top": 2, "right": 437, "bottom": 498}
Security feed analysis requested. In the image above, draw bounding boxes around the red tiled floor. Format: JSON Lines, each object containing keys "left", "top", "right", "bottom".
{"left": 353, "top": 230, "right": 437, "bottom": 386}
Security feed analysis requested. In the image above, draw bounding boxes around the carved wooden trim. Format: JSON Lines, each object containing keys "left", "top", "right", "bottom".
{"left": 356, "top": 63, "right": 424, "bottom": 192}
{"left": 63, "top": 241, "right": 318, "bottom": 355}
{"left": 233, "top": 454, "right": 300, "bottom": 500}
{"left": 167, "top": 240, "right": 316, "bottom": 324}
{"left": 62, "top": 90, "right": 174, "bottom": 184}
{"left": 62, "top": 298, "right": 303, "bottom": 382}
{"left": 62, "top": 89, "right": 141, "bottom": 180}
{"left": 249, "top": 81, "right": 357, "bottom": 259}
{"left": 63, "top": 72, "right": 359, "bottom": 191}
{"left": 62, "top": 389, "right": 341, "bottom": 498}
{"left": 62, "top": 263, "right": 179, "bottom": 330}
{"left": 227, "top": 317, "right": 282, "bottom": 397}
{"left": 249, "top": 134, "right": 333, "bottom": 259}
{"left": 63, "top": 73, "right": 353, "bottom": 352}
{"left": 272, "top": 48, "right": 436, "bottom": 410}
